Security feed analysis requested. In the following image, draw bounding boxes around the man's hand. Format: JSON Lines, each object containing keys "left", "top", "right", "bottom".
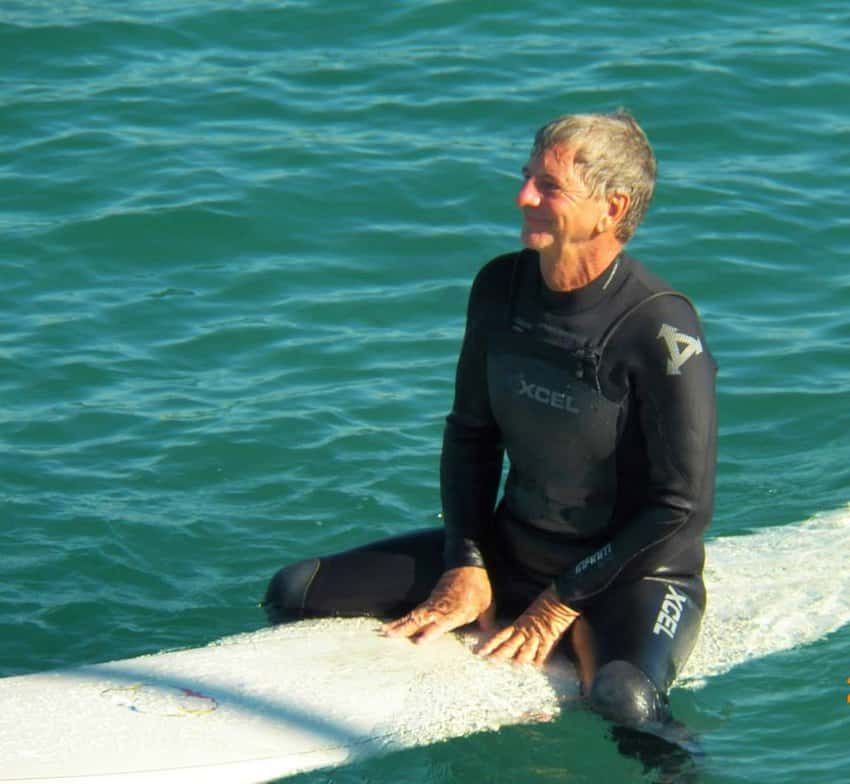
{"left": 383, "top": 566, "right": 494, "bottom": 644}
{"left": 477, "top": 587, "right": 578, "bottom": 667}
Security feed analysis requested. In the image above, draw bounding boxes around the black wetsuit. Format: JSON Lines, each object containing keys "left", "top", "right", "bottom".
{"left": 264, "top": 249, "right": 717, "bottom": 725}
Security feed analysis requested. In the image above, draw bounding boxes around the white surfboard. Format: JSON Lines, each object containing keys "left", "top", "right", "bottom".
{"left": 2, "top": 506, "right": 850, "bottom": 784}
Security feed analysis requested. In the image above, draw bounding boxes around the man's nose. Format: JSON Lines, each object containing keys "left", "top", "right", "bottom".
{"left": 516, "top": 177, "right": 541, "bottom": 208}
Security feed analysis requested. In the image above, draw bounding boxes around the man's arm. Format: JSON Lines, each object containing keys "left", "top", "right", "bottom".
{"left": 386, "top": 258, "right": 510, "bottom": 642}
{"left": 440, "top": 260, "right": 507, "bottom": 569}
{"left": 555, "top": 295, "right": 717, "bottom": 609}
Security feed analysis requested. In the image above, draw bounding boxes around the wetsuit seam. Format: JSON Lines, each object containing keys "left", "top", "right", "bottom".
{"left": 300, "top": 558, "right": 321, "bottom": 618}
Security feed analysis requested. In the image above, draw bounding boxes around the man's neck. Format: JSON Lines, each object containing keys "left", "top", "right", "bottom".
{"left": 538, "top": 238, "right": 623, "bottom": 293}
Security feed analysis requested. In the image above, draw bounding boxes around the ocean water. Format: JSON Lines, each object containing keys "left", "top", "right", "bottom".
{"left": 2, "top": 1, "right": 849, "bottom": 781}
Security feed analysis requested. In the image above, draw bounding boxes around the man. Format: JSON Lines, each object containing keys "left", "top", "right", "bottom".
{"left": 264, "top": 111, "right": 716, "bottom": 734}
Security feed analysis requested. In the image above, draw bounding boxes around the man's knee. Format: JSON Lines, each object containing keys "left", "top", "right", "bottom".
{"left": 588, "top": 660, "right": 671, "bottom": 726}
{"left": 262, "top": 558, "right": 320, "bottom": 624}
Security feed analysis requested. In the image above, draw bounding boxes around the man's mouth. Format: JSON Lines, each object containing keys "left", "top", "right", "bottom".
{"left": 523, "top": 213, "right": 550, "bottom": 230}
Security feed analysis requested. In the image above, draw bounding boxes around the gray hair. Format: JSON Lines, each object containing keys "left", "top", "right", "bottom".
{"left": 531, "top": 111, "right": 657, "bottom": 243}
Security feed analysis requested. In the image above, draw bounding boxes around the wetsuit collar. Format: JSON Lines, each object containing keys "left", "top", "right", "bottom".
{"left": 535, "top": 252, "right": 628, "bottom": 313}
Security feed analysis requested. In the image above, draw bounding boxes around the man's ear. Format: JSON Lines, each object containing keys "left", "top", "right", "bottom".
{"left": 607, "top": 191, "right": 630, "bottom": 225}
{"left": 595, "top": 191, "right": 630, "bottom": 235}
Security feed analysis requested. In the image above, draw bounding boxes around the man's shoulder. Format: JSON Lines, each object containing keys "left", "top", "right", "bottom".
{"left": 618, "top": 254, "right": 699, "bottom": 323}
{"left": 475, "top": 249, "right": 525, "bottom": 283}
{"left": 621, "top": 253, "right": 677, "bottom": 298}
{"left": 610, "top": 254, "right": 714, "bottom": 370}
{"left": 468, "top": 249, "right": 527, "bottom": 304}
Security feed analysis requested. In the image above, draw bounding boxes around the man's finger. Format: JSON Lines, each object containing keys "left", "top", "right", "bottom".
{"left": 476, "top": 626, "right": 514, "bottom": 657}
{"left": 486, "top": 631, "right": 529, "bottom": 662}
{"left": 478, "top": 603, "right": 497, "bottom": 634}
{"left": 533, "top": 642, "right": 553, "bottom": 668}
{"left": 383, "top": 609, "right": 432, "bottom": 638}
{"left": 411, "top": 614, "right": 458, "bottom": 645}
{"left": 514, "top": 635, "right": 540, "bottom": 666}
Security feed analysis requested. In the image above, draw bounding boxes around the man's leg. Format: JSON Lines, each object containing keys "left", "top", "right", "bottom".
{"left": 569, "top": 575, "right": 704, "bottom": 718}
{"left": 568, "top": 575, "right": 706, "bottom": 779}
{"left": 262, "top": 528, "right": 445, "bottom": 623}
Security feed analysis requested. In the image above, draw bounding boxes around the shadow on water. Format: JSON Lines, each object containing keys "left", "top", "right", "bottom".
{"left": 610, "top": 720, "right": 705, "bottom": 784}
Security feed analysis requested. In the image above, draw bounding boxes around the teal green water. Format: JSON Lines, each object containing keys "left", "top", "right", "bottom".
{"left": 2, "top": 1, "right": 850, "bottom": 781}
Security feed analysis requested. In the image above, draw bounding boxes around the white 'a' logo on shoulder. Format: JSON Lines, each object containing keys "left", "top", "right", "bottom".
{"left": 657, "top": 324, "right": 703, "bottom": 376}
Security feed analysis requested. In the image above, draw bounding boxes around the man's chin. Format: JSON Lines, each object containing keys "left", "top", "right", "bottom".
{"left": 520, "top": 230, "right": 553, "bottom": 250}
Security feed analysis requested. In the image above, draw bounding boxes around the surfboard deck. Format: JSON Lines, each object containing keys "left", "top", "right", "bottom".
{"left": 0, "top": 617, "right": 577, "bottom": 784}
{"left": 2, "top": 508, "right": 850, "bottom": 783}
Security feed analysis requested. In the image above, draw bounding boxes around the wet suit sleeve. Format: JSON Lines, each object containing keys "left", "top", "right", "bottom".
{"left": 441, "top": 261, "right": 508, "bottom": 570}
{"left": 555, "top": 295, "right": 717, "bottom": 609}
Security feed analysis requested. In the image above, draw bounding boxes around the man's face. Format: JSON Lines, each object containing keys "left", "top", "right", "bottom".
{"left": 516, "top": 145, "right": 605, "bottom": 259}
